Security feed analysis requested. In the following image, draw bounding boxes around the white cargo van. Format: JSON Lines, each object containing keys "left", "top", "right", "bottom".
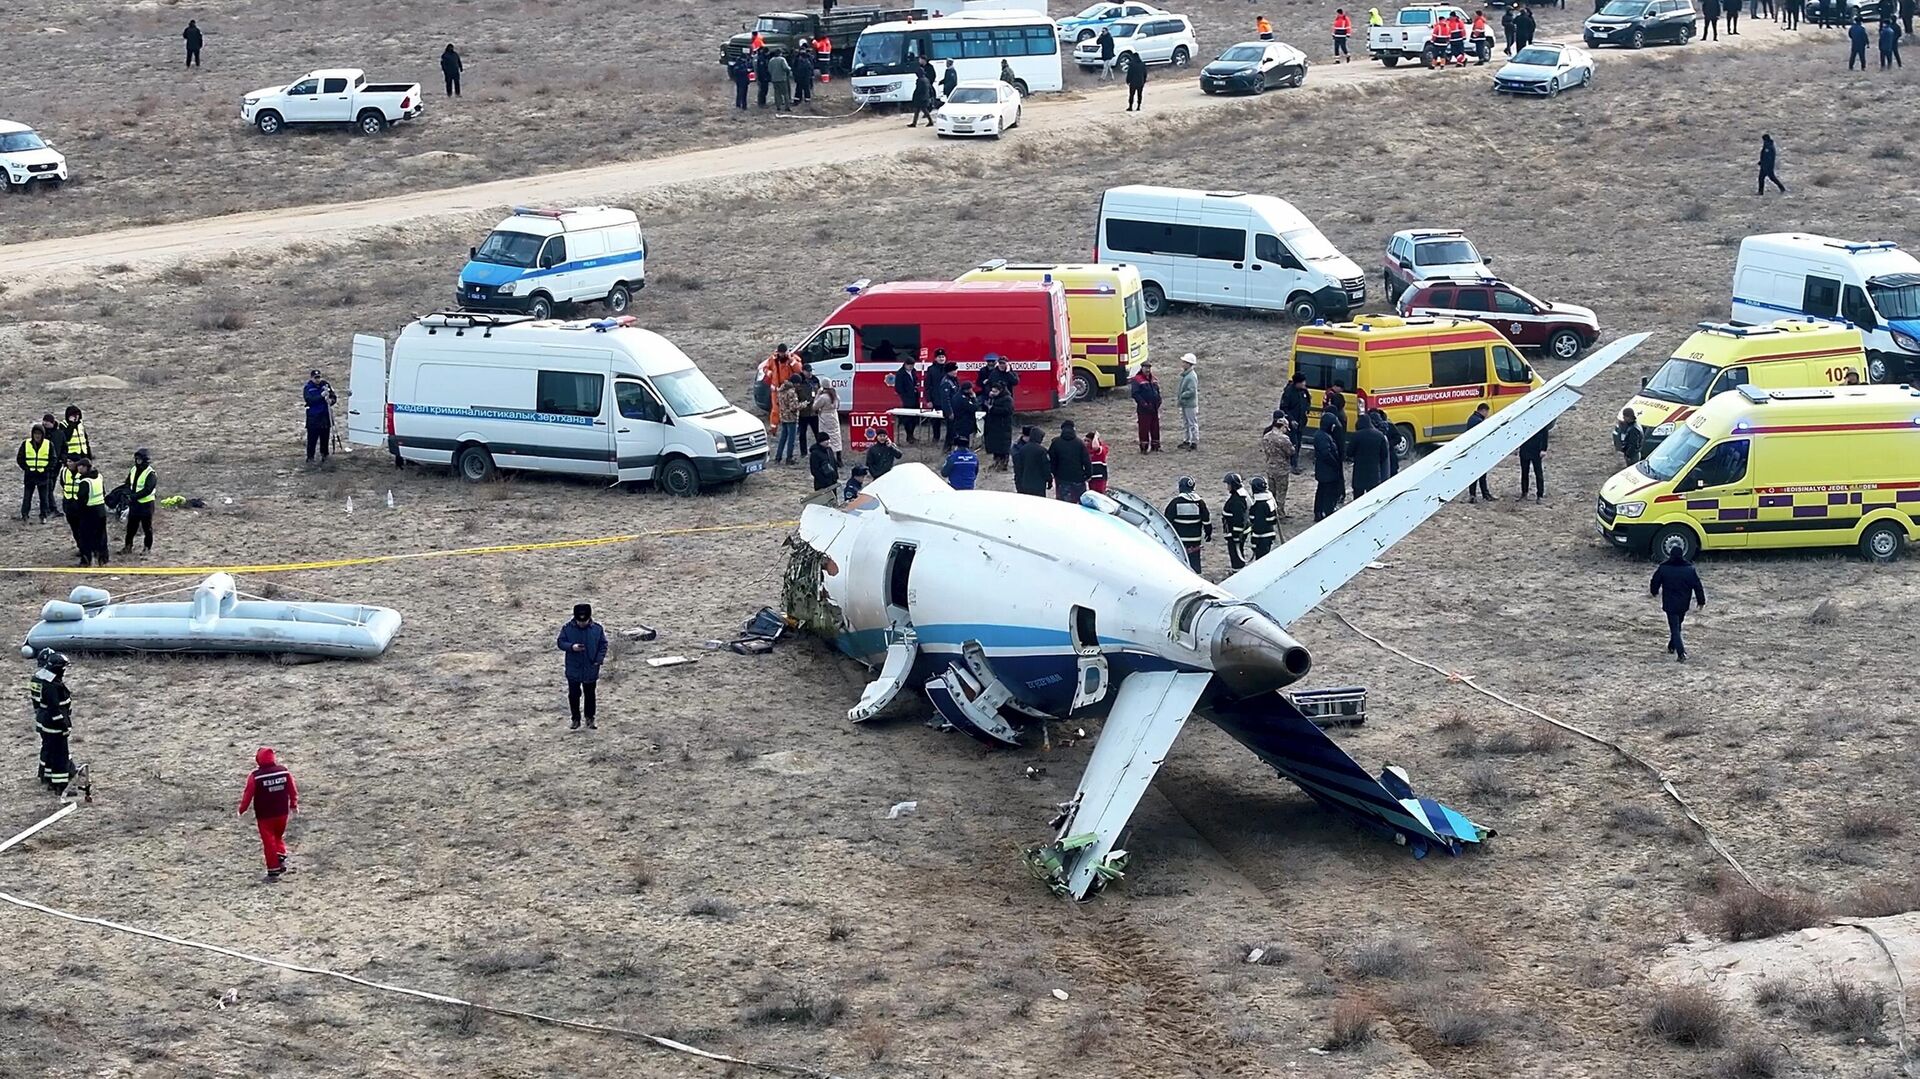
{"left": 347, "top": 312, "right": 767, "bottom": 496}
{"left": 1731, "top": 233, "right": 1920, "bottom": 384}
{"left": 1093, "top": 186, "right": 1367, "bottom": 321}
{"left": 456, "top": 207, "right": 646, "bottom": 321}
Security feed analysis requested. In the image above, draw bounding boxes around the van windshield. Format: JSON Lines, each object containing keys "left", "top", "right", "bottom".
{"left": 1598, "top": 0, "right": 1644, "bottom": 14}
{"left": 473, "top": 230, "right": 544, "bottom": 268}
{"left": 1640, "top": 357, "right": 1716, "bottom": 406}
{"left": 1123, "top": 287, "right": 1146, "bottom": 330}
{"left": 1282, "top": 227, "right": 1342, "bottom": 263}
{"left": 1868, "top": 277, "right": 1920, "bottom": 320}
{"left": 1219, "top": 45, "right": 1267, "bottom": 61}
{"left": 1642, "top": 429, "right": 1706, "bottom": 482}
{"left": 651, "top": 367, "right": 730, "bottom": 416}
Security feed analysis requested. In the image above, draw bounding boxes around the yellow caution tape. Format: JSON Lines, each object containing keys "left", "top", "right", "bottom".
{"left": 0, "top": 520, "right": 798, "bottom": 576}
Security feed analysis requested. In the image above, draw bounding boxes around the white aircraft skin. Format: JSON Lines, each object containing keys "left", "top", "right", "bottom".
{"left": 792, "top": 334, "right": 1647, "bottom": 898}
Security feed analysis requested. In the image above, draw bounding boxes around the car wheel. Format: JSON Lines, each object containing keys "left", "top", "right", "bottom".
{"left": 356, "top": 110, "right": 386, "bottom": 135}
{"left": 1383, "top": 270, "right": 1394, "bottom": 296}
{"left": 606, "top": 284, "right": 632, "bottom": 314}
{"left": 0, "top": 172, "right": 12, "bottom": 194}
{"left": 1077, "top": 28, "right": 1097, "bottom": 42}
{"left": 1172, "top": 46, "right": 1191, "bottom": 68}
{"left": 1547, "top": 329, "right": 1584, "bottom": 360}
{"left": 1286, "top": 294, "right": 1321, "bottom": 323}
{"left": 1013, "top": 78, "right": 1030, "bottom": 97}
{"left": 1682, "top": 23, "right": 1695, "bottom": 41}
{"left": 1651, "top": 525, "right": 1698, "bottom": 562}
{"left": 1141, "top": 282, "right": 1168, "bottom": 317}
{"left": 1292, "top": 67, "right": 1307, "bottom": 87}
{"left": 1392, "top": 424, "right": 1417, "bottom": 461}
{"left": 658, "top": 457, "right": 700, "bottom": 497}
{"left": 456, "top": 444, "right": 496, "bottom": 483}
{"left": 1070, "top": 369, "right": 1098, "bottom": 402}
{"left": 255, "top": 111, "right": 284, "bottom": 135}
{"left": 1866, "top": 351, "right": 1893, "bottom": 383}
{"left": 528, "top": 294, "right": 554, "bottom": 321}
{"left": 1383, "top": 54, "right": 1400, "bottom": 67}
{"left": 1630, "top": 28, "right": 1647, "bottom": 47}
{"left": 1547, "top": 76, "right": 1560, "bottom": 96}
{"left": 1860, "top": 520, "right": 1906, "bottom": 562}
{"left": 1583, "top": 66, "right": 1594, "bottom": 86}
{"left": 1012, "top": 103, "right": 1021, "bottom": 128}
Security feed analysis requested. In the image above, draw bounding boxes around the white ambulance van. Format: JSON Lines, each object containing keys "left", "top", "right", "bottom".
{"left": 456, "top": 206, "right": 646, "bottom": 321}
{"left": 1731, "top": 233, "right": 1920, "bottom": 384}
{"left": 1093, "top": 185, "right": 1367, "bottom": 321}
{"left": 347, "top": 312, "right": 767, "bottom": 496}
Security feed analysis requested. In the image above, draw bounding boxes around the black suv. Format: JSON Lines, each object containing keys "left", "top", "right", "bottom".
{"left": 1584, "top": 0, "right": 1697, "bottom": 47}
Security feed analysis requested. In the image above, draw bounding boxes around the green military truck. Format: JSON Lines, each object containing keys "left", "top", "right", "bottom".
{"left": 721, "top": 7, "right": 930, "bottom": 75}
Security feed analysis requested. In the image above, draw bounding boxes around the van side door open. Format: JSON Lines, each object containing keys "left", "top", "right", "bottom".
{"left": 614, "top": 380, "right": 669, "bottom": 481}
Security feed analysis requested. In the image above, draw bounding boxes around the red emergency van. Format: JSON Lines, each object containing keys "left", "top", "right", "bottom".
{"left": 791, "top": 280, "right": 1074, "bottom": 448}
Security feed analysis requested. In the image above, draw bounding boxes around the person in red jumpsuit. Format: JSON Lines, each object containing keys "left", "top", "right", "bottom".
{"left": 237, "top": 746, "right": 298, "bottom": 881}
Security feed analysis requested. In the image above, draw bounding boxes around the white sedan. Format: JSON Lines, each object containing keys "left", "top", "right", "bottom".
{"left": 1491, "top": 42, "right": 1594, "bottom": 96}
{"left": 933, "top": 80, "right": 1022, "bottom": 139}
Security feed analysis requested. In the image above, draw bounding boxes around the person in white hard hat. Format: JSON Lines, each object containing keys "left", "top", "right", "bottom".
{"left": 1176, "top": 353, "right": 1200, "bottom": 451}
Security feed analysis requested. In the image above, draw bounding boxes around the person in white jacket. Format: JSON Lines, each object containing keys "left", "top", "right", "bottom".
{"left": 812, "top": 383, "right": 843, "bottom": 467}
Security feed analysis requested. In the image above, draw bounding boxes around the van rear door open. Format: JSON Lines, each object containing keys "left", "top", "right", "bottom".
{"left": 348, "top": 334, "right": 390, "bottom": 449}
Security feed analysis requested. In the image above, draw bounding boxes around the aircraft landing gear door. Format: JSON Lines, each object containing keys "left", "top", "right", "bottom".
{"left": 614, "top": 380, "right": 669, "bottom": 482}
{"left": 801, "top": 326, "right": 855, "bottom": 406}
{"left": 1069, "top": 605, "right": 1110, "bottom": 711}
{"left": 850, "top": 541, "right": 920, "bottom": 723}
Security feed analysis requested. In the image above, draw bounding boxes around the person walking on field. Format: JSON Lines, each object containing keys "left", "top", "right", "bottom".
{"left": 1260, "top": 411, "right": 1295, "bottom": 518}
{"left": 1049, "top": 420, "right": 1092, "bottom": 502}
{"left": 1879, "top": 18, "right": 1902, "bottom": 66}
{"left": 1850, "top": 14, "right": 1870, "bottom": 67}
{"left": 768, "top": 50, "right": 794, "bottom": 112}
{"left": 1349, "top": 415, "right": 1390, "bottom": 499}
{"left": 1247, "top": 476, "right": 1280, "bottom": 558}
{"left": 18, "top": 423, "right": 55, "bottom": 523}
{"left": 1517, "top": 422, "right": 1550, "bottom": 501}
{"left": 237, "top": 747, "right": 298, "bottom": 881}
{"left": 1098, "top": 27, "right": 1118, "bottom": 79}
{"left": 1165, "top": 477, "right": 1212, "bottom": 573}
{"left": 557, "top": 603, "right": 608, "bottom": 730}
{"left": 729, "top": 52, "right": 751, "bottom": 110}
{"left": 1333, "top": 9, "right": 1354, "bottom": 60}
{"left": 1085, "top": 429, "right": 1110, "bottom": 493}
{"left": 440, "top": 44, "right": 463, "bottom": 97}
{"left": 1124, "top": 52, "right": 1147, "bottom": 111}
{"left": 183, "top": 20, "right": 202, "bottom": 67}
{"left": 1649, "top": 549, "right": 1706, "bottom": 661}
{"left": 1501, "top": 6, "right": 1517, "bottom": 52}
{"left": 1013, "top": 427, "right": 1052, "bottom": 496}
{"left": 122, "top": 448, "right": 157, "bottom": 553}
{"left": 1258, "top": 14, "right": 1275, "bottom": 40}
{"left": 303, "top": 369, "right": 333, "bottom": 465}
{"left": 909, "top": 58, "right": 935, "bottom": 126}
{"left": 1756, "top": 134, "right": 1785, "bottom": 194}
{"left": 983, "top": 382, "right": 1015, "bottom": 470}
{"left": 1222, "top": 473, "right": 1251, "bottom": 570}
{"left": 1176, "top": 353, "right": 1200, "bottom": 450}
{"left": 1464, "top": 403, "right": 1497, "bottom": 502}
{"left": 1312, "top": 413, "right": 1345, "bottom": 522}
{"left": 1130, "top": 361, "right": 1162, "bottom": 452}
{"left": 1615, "top": 408, "right": 1646, "bottom": 464}
{"left": 1725, "top": 0, "right": 1741, "bottom": 32}
{"left": 808, "top": 429, "right": 840, "bottom": 493}
{"left": 812, "top": 381, "right": 842, "bottom": 466}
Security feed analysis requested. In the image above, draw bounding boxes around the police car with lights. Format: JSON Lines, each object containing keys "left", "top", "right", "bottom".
{"left": 456, "top": 207, "right": 647, "bottom": 322}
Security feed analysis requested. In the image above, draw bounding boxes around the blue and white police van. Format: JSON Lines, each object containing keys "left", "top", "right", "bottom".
{"left": 1732, "top": 233, "right": 1920, "bottom": 385}
{"left": 456, "top": 206, "right": 646, "bottom": 321}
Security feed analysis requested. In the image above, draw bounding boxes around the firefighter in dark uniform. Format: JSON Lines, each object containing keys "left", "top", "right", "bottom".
{"left": 1165, "top": 476, "right": 1212, "bottom": 573}
{"left": 1221, "top": 472, "right": 1251, "bottom": 570}
{"left": 31, "top": 649, "right": 74, "bottom": 794}
{"left": 1248, "top": 476, "right": 1280, "bottom": 559}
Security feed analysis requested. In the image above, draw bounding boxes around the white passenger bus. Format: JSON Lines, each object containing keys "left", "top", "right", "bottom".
{"left": 850, "top": 11, "right": 1063, "bottom": 103}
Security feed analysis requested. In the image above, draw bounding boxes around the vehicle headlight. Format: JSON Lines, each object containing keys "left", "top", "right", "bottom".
{"left": 494, "top": 281, "right": 517, "bottom": 296}
{"left": 1616, "top": 501, "right": 1646, "bottom": 519}
{"left": 713, "top": 433, "right": 729, "bottom": 451}
{"left": 1651, "top": 422, "right": 1674, "bottom": 437}
{"left": 1892, "top": 330, "right": 1920, "bottom": 352}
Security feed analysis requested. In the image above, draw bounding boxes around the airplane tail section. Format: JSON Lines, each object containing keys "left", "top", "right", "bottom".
{"left": 1204, "top": 693, "right": 1492, "bottom": 856}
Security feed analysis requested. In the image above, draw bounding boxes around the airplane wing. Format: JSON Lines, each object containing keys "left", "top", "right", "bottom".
{"left": 1218, "top": 333, "right": 1648, "bottom": 624}
{"left": 1034, "top": 670, "right": 1213, "bottom": 899}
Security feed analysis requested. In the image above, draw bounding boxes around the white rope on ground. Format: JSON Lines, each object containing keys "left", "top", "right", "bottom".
{"left": 0, "top": 805, "right": 845, "bottom": 1079}
{"left": 1323, "top": 606, "right": 1766, "bottom": 893}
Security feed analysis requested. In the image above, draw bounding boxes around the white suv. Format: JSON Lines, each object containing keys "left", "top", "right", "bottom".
{"left": 0, "top": 120, "right": 68, "bottom": 191}
{"left": 1074, "top": 14, "right": 1198, "bottom": 70}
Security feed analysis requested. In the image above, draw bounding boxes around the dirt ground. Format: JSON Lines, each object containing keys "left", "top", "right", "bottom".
{"left": 4, "top": 24, "right": 1919, "bottom": 1079}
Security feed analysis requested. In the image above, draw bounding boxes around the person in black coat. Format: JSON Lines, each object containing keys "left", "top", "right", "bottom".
{"left": 1124, "top": 53, "right": 1147, "bottom": 111}
{"left": 184, "top": 20, "right": 203, "bottom": 67}
{"left": 729, "top": 54, "right": 752, "bottom": 110}
{"left": 1756, "top": 134, "right": 1785, "bottom": 194}
{"left": 1518, "top": 422, "right": 1551, "bottom": 500}
{"left": 909, "top": 61, "right": 936, "bottom": 126}
{"left": 1500, "top": 7, "right": 1517, "bottom": 51}
{"left": 891, "top": 358, "right": 921, "bottom": 442}
{"left": 941, "top": 59, "right": 959, "bottom": 99}
{"left": 1048, "top": 420, "right": 1092, "bottom": 502}
{"left": 1465, "top": 404, "right": 1497, "bottom": 502}
{"left": 865, "top": 432, "right": 904, "bottom": 479}
{"left": 441, "top": 44, "right": 464, "bottom": 96}
{"left": 982, "top": 383, "right": 1015, "bottom": 468}
{"left": 1311, "top": 414, "right": 1345, "bottom": 522}
{"left": 1849, "top": 14, "right": 1870, "bottom": 67}
{"left": 1515, "top": 5, "right": 1537, "bottom": 45}
{"left": 793, "top": 47, "right": 815, "bottom": 102}
{"left": 1649, "top": 549, "right": 1707, "bottom": 661}
{"left": 950, "top": 383, "right": 979, "bottom": 449}
{"left": 1012, "top": 427, "right": 1052, "bottom": 496}
{"left": 808, "top": 430, "right": 839, "bottom": 492}
{"left": 1368, "top": 410, "right": 1400, "bottom": 478}
{"left": 756, "top": 51, "right": 772, "bottom": 107}
{"left": 1349, "top": 419, "right": 1390, "bottom": 498}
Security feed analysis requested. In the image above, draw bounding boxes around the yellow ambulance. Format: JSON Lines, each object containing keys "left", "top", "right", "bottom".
{"left": 1289, "top": 314, "right": 1541, "bottom": 459}
{"left": 1597, "top": 384, "right": 1920, "bottom": 562}
{"left": 956, "top": 261, "right": 1148, "bottom": 401}
{"left": 1624, "top": 319, "right": 1866, "bottom": 456}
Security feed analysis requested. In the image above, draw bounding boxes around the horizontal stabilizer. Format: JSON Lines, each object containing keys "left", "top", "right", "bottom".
{"left": 1205, "top": 693, "right": 1491, "bottom": 856}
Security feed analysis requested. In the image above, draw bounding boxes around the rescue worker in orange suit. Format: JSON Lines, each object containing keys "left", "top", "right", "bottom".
{"left": 238, "top": 746, "right": 298, "bottom": 881}
{"left": 815, "top": 35, "right": 833, "bottom": 79}
{"left": 762, "top": 343, "right": 801, "bottom": 434}
{"left": 1470, "top": 11, "right": 1491, "bottom": 62}
{"left": 1332, "top": 9, "right": 1354, "bottom": 60}
{"left": 1257, "top": 14, "right": 1275, "bottom": 39}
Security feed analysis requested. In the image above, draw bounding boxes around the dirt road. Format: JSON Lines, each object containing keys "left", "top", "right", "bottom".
{"left": 0, "top": 33, "right": 1791, "bottom": 292}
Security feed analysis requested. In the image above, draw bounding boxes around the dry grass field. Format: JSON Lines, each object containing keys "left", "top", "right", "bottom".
{"left": 3, "top": 22, "right": 1918, "bottom": 1079}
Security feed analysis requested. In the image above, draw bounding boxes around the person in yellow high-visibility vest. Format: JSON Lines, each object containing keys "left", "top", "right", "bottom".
{"left": 76, "top": 459, "right": 110, "bottom": 567}
{"left": 123, "top": 448, "right": 157, "bottom": 554}
{"left": 59, "top": 454, "right": 88, "bottom": 556}
{"left": 17, "top": 423, "right": 56, "bottom": 522}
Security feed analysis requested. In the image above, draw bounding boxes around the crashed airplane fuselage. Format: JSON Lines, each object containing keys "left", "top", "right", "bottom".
{"left": 787, "top": 334, "right": 1647, "bottom": 898}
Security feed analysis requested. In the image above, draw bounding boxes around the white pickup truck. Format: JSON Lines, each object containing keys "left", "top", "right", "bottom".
{"left": 241, "top": 69, "right": 424, "bottom": 136}
{"left": 1367, "top": 4, "right": 1467, "bottom": 66}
